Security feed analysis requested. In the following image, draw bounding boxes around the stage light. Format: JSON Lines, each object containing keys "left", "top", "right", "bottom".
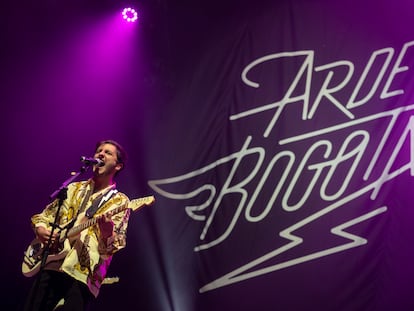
{"left": 122, "top": 7, "right": 138, "bottom": 23}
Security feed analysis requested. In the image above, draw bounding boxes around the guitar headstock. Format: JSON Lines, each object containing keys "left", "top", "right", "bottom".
{"left": 129, "top": 195, "right": 155, "bottom": 211}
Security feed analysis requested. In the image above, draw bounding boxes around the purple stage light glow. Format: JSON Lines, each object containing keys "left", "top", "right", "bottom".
{"left": 122, "top": 7, "right": 138, "bottom": 23}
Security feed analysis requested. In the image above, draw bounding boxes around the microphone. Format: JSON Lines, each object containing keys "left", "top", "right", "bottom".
{"left": 80, "top": 156, "right": 104, "bottom": 167}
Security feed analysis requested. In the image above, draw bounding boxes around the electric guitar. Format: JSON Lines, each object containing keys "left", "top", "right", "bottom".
{"left": 22, "top": 195, "right": 155, "bottom": 277}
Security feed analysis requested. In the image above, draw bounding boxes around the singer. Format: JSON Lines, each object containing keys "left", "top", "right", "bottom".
{"left": 23, "top": 139, "right": 130, "bottom": 311}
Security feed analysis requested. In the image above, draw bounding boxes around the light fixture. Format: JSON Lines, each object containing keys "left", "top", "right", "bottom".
{"left": 122, "top": 7, "right": 138, "bottom": 23}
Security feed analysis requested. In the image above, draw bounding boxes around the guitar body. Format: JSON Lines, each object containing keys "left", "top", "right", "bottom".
{"left": 22, "top": 238, "right": 70, "bottom": 277}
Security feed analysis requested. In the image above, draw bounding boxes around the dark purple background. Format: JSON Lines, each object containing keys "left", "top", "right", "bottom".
{"left": 2, "top": 1, "right": 414, "bottom": 310}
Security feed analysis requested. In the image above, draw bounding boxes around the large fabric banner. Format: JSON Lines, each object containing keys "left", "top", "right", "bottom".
{"left": 141, "top": 1, "right": 414, "bottom": 310}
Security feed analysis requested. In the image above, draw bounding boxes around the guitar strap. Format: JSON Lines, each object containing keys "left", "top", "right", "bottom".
{"left": 85, "top": 188, "right": 118, "bottom": 219}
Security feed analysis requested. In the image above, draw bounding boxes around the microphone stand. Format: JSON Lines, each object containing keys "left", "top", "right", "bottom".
{"left": 39, "top": 163, "right": 91, "bottom": 271}
{"left": 29, "top": 162, "right": 92, "bottom": 309}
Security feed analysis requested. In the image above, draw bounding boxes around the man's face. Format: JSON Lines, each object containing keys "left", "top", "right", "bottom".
{"left": 93, "top": 143, "right": 122, "bottom": 177}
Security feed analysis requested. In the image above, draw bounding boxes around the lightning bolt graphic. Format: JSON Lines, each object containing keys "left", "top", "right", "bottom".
{"left": 199, "top": 181, "right": 389, "bottom": 293}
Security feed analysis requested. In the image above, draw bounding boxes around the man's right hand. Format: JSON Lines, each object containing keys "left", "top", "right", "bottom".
{"left": 36, "top": 226, "right": 58, "bottom": 244}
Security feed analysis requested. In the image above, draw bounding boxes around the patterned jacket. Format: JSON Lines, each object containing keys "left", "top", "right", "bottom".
{"left": 31, "top": 179, "right": 130, "bottom": 297}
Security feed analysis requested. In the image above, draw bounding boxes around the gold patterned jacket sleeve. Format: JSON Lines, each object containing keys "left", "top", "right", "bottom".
{"left": 96, "top": 193, "right": 131, "bottom": 256}
{"left": 30, "top": 181, "right": 85, "bottom": 231}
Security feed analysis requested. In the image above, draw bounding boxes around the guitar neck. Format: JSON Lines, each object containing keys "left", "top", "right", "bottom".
{"left": 66, "top": 203, "right": 127, "bottom": 238}
{"left": 63, "top": 196, "right": 154, "bottom": 239}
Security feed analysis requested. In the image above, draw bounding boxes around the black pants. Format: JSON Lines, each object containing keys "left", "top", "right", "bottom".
{"left": 23, "top": 270, "right": 93, "bottom": 311}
